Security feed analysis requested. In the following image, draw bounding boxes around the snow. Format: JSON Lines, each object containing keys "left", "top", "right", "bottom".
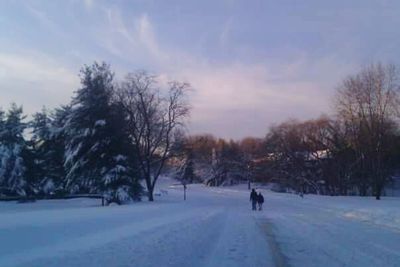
{"left": 0, "top": 143, "right": 26, "bottom": 195}
{"left": 94, "top": 120, "right": 106, "bottom": 127}
{"left": 83, "top": 128, "right": 91, "bottom": 137}
{"left": 114, "top": 154, "right": 127, "bottom": 161}
{"left": 260, "top": 193, "right": 400, "bottom": 266}
{"left": 0, "top": 180, "right": 399, "bottom": 267}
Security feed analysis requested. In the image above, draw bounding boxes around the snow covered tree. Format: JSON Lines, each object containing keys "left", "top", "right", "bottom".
{"left": 0, "top": 104, "right": 28, "bottom": 196}
{"left": 175, "top": 144, "right": 196, "bottom": 184}
{"left": 185, "top": 134, "right": 217, "bottom": 182}
{"left": 170, "top": 135, "right": 248, "bottom": 186}
{"left": 64, "top": 62, "right": 140, "bottom": 203}
{"left": 207, "top": 140, "right": 247, "bottom": 186}
{"left": 30, "top": 108, "right": 52, "bottom": 193}
{"left": 181, "top": 151, "right": 196, "bottom": 184}
{"left": 0, "top": 109, "right": 4, "bottom": 132}
{"left": 48, "top": 106, "right": 72, "bottom": 194}
{"left": 30, "top": 106, "right": 70, "bottom": 195}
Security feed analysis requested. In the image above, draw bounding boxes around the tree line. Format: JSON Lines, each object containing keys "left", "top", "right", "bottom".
{"left": 173, "top": 63, "right": 400, "bottom": 200}
{"left": 1, "top": 62, "right": 398, "bottom": 202}
{"left": 0, "top": 62, "right": 189, "bottom": 203}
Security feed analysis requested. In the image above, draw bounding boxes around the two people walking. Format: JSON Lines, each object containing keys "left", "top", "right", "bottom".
{"left": 250, "top": 189, "right": 264, "bottom": 211}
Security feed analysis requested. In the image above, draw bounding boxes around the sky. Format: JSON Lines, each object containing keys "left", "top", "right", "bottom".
{"left": 1, "top": 0, "right": 400, "bottom": 139}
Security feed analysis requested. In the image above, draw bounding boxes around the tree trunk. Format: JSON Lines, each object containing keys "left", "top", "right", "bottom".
{"left": 147, "top": 183, "right": 155, "bottom": 201}
{"left": 374, "top": 183, "right": 382, "bottom": 200}
{"left": 145, "top": 175, "right": 154, "bottom": 201}
{"left": 359, "top": 183, "right": 367, "bottom": 196}
{"left": 148, "top": 191, "right": 154, "bottom": 201}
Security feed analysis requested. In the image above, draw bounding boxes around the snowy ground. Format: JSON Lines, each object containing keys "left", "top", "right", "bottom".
{"left": 1, "top": 179, "right": 399, "bottom": 267}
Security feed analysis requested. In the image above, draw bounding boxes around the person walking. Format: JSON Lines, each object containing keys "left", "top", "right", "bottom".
{"left": 250, "top": 189, "right": 257, "bottom": 211}
{"left": 257, "top": 192, "right": 264, "bottom": 211}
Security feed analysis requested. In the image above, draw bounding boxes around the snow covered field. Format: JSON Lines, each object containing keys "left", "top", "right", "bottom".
{"left": 1, "top": 179, "right": 399, "bottom": 267}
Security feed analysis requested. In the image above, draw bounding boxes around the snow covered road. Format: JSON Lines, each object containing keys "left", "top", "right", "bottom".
{"left": 0, "top": 186, "right": 273, "bottom": 267}
{"left": 262, "top": 192, "right": 400, "bottom": 267}
{"left": 0, "top": 183, "right": 399, "bottom": 267}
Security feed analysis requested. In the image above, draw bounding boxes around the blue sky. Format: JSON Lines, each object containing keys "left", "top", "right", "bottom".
{"left": 1, "top": 0, "right": 399, "bottom": 139}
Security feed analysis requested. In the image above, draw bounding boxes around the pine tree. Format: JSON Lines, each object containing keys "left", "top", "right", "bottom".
{"left": 178, "top": 149, "right": 196, "bottom": 184}
{"left": 30, "top": 106, "right": 69, "bottom": 195}
{"left": 64, "top": 62, "right": 140, "bottom": 203}
{"left": 30, "top": 108, "right": 51, "bottom": 193}
{"left": 0, "top": 108, "right": 4, "bottom": 131}
{"left": 100, "top": 103, "right": 141, "bottom": 202}
{"left": 0, "top": 104, "right": 28, "bottom": 196}
{"left": 0, "top": 108, "right": 6, "bottom": 195}
{"left": 49, "top": 105, "right": 71, "bottom": 193}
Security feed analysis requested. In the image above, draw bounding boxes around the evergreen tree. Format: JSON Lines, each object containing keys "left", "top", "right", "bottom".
{"left": 207, "top": 140, "right": 246, "bottom": 186}
{"left": 64, "top": 62, "right": 140, "bottom": 203}
{"left": 177, "top": 149, "right": 196, "bottom": 184}
{"left": 30, "top": 106, "right": 69, "bottom": 195}
{"left": 100, "top": 103, "right": 141, "bottom": 202}
{"left": 0, "top": 108, "right": 4, "bottom": 131}
{"left": 30, "top": 108, "right": 51, "bottom": 193}
{"left": 49, "top": 105, "right": 71, "bottom": 193}
{"left": 0, "top": 104, "right": 27, "bottom": 196}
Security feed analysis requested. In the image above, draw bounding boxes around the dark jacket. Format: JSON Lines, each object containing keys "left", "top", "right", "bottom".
{"left": 257, "top": 193, "right": 264, "bottom": 203}
{"left": 250, "top": 190, "right": 257, "bottom": 202}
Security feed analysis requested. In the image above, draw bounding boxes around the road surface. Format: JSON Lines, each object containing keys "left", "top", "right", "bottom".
{"left": 0, "top": 183, "right": 399, "bottom": 267}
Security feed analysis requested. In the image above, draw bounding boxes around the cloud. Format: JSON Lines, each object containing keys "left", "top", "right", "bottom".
{"left": 135, "top": 13, "right": 169, "bottom": 61}
{"left": 96, "top": 9, "right": 172, "bottom": 67}
{"left": 219, "top": 17, "right": 233, "bottom": 48}
{"left": 84, "top": 0, "right": 94, "bottom": 10}
{"left": 0, "top": 2, "right": 359, "bottom": 139}
{"left": 174, "top": 62, "right": 335, "bottom": 139}
{"left": 24, "top": 4, "right": 68, "bottom": 40}
{"left": 93, "top": 8, "right": 351, "bottom": 139}
{"left": 0, "top": 53, "right": 75, "bottom": 83}
{"left": 105, "top": 8, "right": 136, "bottom": 46}
{"left": 0, "top": 53, "right": 79, "bottom": 114}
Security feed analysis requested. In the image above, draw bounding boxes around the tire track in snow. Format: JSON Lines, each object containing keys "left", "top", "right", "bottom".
{"left": 21, "top": 208, "right": 227, "bottom": 267}
{"left": 0, "top": 206, "right": 222, "bottom": 267}
{"left": 257, "top": 219, "right": 290, "bottom": 267}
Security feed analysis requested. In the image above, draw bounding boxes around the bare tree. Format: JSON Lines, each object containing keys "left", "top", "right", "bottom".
{"left": 117, "top": 71, "right": 190, "bottom": 201}
{"left": 335, "top": 63, "right": 400, "bottom": 199}
{"left": 265, "top": 119, "right": 316, "bottom": 193}
{"left": 265, "top": 117, "right": 352, "bottom": 195}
